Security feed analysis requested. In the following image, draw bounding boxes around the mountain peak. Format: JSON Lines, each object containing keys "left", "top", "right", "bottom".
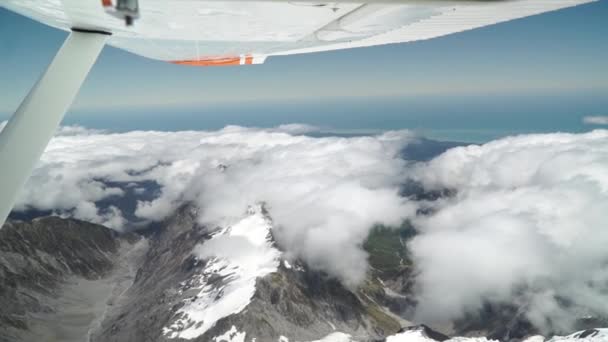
{"left": 162, "top": 203, "right": 281, "bottom": 339}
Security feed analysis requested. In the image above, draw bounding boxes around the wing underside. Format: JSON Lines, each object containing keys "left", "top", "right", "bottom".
{"left": 1, "top": 0, "right": 596, "bottom": 64}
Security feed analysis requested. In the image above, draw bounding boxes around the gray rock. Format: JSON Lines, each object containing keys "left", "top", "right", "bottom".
{"left": 0, "top": 217, "right": 144, "bottom": 342}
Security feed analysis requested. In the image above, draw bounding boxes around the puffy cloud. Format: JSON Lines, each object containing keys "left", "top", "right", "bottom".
{"left": 273, "top": 123, "right": 321, "bottom": 134}
{"left": 583, "top": 116, "right": 608, "bottom": 125}
{"left": 410, "top": 130, "right": 608, "bottom": 333}
{"left": 55, "top": 124, "right": 106, "bottom": 136}
{"left": 15, "top": 124, "right": 415, "bottom": 285}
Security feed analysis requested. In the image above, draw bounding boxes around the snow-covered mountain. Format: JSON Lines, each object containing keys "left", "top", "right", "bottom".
{"left": 1, "top": 207, "right": 607, "bottom": 342}
{"left": 163, "top": 204, "right": 281, "bottom": 339}
{"left": 73, "top": 203, "right": 402, "bottom": 341}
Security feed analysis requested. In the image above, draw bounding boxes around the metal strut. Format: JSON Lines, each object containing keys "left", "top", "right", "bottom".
{"left": 0, "top": 30, "right": 108, "bottom": 227}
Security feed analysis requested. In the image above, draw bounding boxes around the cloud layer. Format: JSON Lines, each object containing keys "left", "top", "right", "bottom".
{"left": 583, "top": 116, "right": 608, "bottom": 125}
{"left": 10, "top": 120, "right": 608, "bottom": 330}
{"left": 410, "top": 130, "right": 608, "bottom": 333}
{"left": 15, "top": 125, "right": 414, "bottom": 286}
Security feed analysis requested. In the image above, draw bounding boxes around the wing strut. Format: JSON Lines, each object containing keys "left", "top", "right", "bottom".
{"left": 0, "top": 30, "right": 108, "bottom": 227}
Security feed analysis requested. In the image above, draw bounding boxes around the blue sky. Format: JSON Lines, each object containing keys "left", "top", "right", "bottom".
{"left": 0, "top": 2, "right": 607, "bottom": 142}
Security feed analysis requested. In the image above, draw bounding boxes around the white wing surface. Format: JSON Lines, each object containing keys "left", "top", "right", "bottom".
{"left": 1, "top": 0, "right": 596, "bottom": 66}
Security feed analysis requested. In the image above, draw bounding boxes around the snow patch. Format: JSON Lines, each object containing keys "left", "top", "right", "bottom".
{"left": 548, "top": 328, "right": 608, "bottom": 341}
{"left": 446, "top": 338, "right": 498, "bottom": 342}
{"left": 310, "top": 332, "right": 354, "bottom": 342}
{"left": 213, "top": 326, "right": 247, "bottom": 342}
{"left": 283, "top": 260, "right": 292, "bottom": 269}
{"left": 384, "top": 286, "right": 408, "bottom": 299}
{"left": 523, "top": 337, "right": 546, "bottom": 342}
{"left": 386, "top": 330, "right": 499, "bottom": 342}
{"left": 162, "top": 204, "right": 280, "bottom": 339}
{"left": 385, "top": 330, "right": 437, "bottom": 342}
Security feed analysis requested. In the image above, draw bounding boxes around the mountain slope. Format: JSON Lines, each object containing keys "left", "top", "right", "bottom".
{"left": 0, "top": 217, "right": 145, "bottom": 342}
{"left": 94, "top": 204, "right": 405, "bottom": 342}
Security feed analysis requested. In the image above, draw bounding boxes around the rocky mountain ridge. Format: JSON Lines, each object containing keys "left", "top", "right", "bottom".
{"left": 1, "top": 209, "right": 606, "bottom": 342}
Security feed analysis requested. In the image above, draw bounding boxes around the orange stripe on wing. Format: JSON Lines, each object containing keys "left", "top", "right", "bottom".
{"left": 172, "top": 58, "right": 242, "bottom": 66}
{"left": 171, "top": 57, "right": 252, "bottom": 66}
{"left": 171, "top": 56, "right": 257, "bottom": 67}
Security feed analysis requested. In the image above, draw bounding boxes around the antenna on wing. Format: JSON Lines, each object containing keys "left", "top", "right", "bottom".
{"left": 103, "top": 0, "right": 140, "bottom": 26}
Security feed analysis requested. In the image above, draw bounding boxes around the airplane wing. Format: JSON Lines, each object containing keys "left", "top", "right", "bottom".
{"left": 1, "top": 0, "right": 596, "bottom": 66}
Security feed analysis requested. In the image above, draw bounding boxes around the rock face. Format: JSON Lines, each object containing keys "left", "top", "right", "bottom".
{"left": 0, "top": 217, "right": 145, "bottom": 342}
{"left": 90, "top": 205, "right": 216, "bottom": 342}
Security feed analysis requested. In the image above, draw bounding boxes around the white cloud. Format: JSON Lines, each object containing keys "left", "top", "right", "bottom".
{"left": 55, "top": 124, "right": 106, "bottom": 136}
{"left": 583, "top": 116, "right": 608, "bottom": 125}
{"left": 1, "top": 120, "right": 103, "bottom": 136}
{"left": 410, "top": 130, "right": 608, "bottom": 333}
{"left": 273, "top": 123, "right": 321, "bottom": 134}
{"left": 15, "top": 125, "right": 415, "bottom": 285}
